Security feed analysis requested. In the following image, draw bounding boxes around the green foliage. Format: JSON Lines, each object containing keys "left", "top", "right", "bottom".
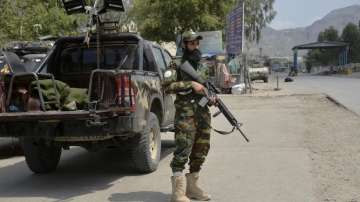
{"left": 130, "top": 0, "right": 276, "bottom": 42}
{"left": 306, "top": 49, "right": 322, "bottom": 66}
{"left": 244, "top": 0, "right": 276, "bottom": 42}
{"left": 0, "top": 0, "right": 276, "bottom": 46}
{"left": 306, "top": 26, "right": 341, "bottom": 66}
{"left": 306, "top": 23, "right": 360, "bottom": 66}
{"left": 318, "top": 26, "right": 339, "bottom": 42}
{"left": 0, "top": 0, "right": 85, "bottom": 46}
{"left": 341, "top": 23, "right": 360, "bottom": 63}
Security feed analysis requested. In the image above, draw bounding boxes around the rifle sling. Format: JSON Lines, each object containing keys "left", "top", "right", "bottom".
{"left": 212, "top": 127, "right": 236, "bottom": 135}
{"left": 197, "top": 106, "right": 236, "bottom": 135}
{"left": 204, "top": 121, "right": 235, "bottom": 135}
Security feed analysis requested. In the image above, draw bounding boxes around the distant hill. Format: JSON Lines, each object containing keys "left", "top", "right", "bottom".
{"left": 249, "top": 5, "right": 360, "bottom": 57}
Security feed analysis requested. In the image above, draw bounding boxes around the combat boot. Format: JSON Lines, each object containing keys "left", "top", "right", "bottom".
{"left": 171, "top": 176, "right": 190, "bottom": 202}
{"left": 186, "top": 172, "right": 211, "bottom": 201}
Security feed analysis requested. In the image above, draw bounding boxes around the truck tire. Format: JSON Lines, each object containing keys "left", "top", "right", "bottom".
{"left": 131, "top": 112, "right": 161, "bottom": 173}
{"left": 21, "top": 138, "right": 62, "bottom": 174}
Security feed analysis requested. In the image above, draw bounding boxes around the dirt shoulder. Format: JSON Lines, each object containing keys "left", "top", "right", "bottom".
{"left": 230, "top": 91, "right": 360, "bottom": 201}
{"left": 300, "top": 94, "right": 360, "bottom": 202}
{"left": 249, "top": 76, "right": 360, "bottom": 201}
{"left": 231, "top": 94, "right": 360, "bottom": 202}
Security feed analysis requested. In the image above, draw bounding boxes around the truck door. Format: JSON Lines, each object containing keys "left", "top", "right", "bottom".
{"left": 151, "top": 46, "right": 175, "bottom": 127}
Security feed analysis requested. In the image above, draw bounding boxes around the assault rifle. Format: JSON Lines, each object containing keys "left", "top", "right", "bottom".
{"left": 180, "top": 61, "right": 250, "bottom": 143}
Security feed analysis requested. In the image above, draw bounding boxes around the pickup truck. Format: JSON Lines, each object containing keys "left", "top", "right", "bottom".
{"left": 0, "top": 33, "right": 176, "bottom": 174}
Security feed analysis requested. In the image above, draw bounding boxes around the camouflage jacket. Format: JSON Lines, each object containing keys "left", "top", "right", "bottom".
{"left": 163, "top": 59, "right": 208, "bottom": 94}
{"left": 163, "top": 58, "right": 210, "bottom": 117}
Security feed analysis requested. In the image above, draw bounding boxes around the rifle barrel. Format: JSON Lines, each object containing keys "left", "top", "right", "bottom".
{"left": 217, "top": 98, "right": 250, "bottom": 142}
{"left": 236, "top": 126, "right": 250, "bottom": 142}
{"left": 179, "top": 61, "right": 249, "bottom": 142}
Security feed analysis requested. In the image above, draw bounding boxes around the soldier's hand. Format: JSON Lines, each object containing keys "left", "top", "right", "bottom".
{"left": 191, "top": 81, "right": 205, "bottom": 94}
{"left": 208, "top": 96, "right": 218, "bottom": 106}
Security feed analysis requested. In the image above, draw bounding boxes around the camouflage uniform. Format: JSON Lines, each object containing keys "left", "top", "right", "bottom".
{"left": 163, "top": 49, "right": 211, "bottom": 173}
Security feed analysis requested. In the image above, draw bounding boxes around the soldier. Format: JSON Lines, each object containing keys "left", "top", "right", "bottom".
{"left": 163, "top": 31, "right": 212, "bottom": 202}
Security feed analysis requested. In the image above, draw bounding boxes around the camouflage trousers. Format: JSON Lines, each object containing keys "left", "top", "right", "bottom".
{"left": 171, "top": 100, "right": 211, "bottom": 173}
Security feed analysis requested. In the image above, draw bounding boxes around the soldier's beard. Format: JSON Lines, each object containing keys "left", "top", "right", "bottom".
{"left": 183, "top": 48, "right": 202, "bottom": 68}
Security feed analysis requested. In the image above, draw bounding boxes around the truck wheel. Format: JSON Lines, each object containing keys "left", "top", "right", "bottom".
{"left": 21, "top": 138, "right": 62, "bottom": 174}
{"left": 131, "top": 112, "right": 161, "bottom": 173}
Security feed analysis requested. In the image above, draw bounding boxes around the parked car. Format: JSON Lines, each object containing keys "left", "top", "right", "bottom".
{"left": 22, "top": 54, "right": 47, "bottom": 72}
{"left": 0, "top": 37, "right": 53, "bottom": 157}
{"left": 4, "top": 41, "right": 51, "bottom": 57}
{"left": 0, "top": 53, "right": 20, "bottom": 152}
{"left": 0, "top": 33, "right": 176, "bottom": 174}
{"left": 3, "top": 41, "right": 52, "bottom": 72}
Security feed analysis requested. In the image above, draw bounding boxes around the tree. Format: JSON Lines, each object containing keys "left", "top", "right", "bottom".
{"left": 245, "top": 0, "right": 276, "bottom": 42}
{"left": 0, "top": 0, "right": 84, "bottom": 46}
{"left": 318, "top": 26, "right": 339, "bottom": 42}
{"left": 306, "top": 26, "right": 341, "bottom": 67}
{"left": 341, "top": 23, "right": 360, "bottom": 63}
{"left": 130, "top": 0, "right": 276, "bottom": 42}
{"left": 319, "top": 26, "right": 340, "bottom": 65}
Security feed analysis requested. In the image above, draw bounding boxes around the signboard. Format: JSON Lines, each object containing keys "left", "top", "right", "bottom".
{"left": 197, "top": 31, "right": 224, "bottom": 55}
{"left": 226, "top": 2, "right": 245, "bottom": 55}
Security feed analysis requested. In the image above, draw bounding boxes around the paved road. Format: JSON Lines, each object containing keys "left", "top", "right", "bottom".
{"left": 280, "top": 74, "right": 360, "bottom": 115}
{"left": 0, "top": 86, "right": 359, "bottom": 201}
{"left": 0, "top": 95, "right": 318, "bottom": 202}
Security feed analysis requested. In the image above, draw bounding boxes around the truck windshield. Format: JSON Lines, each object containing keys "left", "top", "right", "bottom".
{"left": 60, "top": 44, "right": 138, "bottom": 73}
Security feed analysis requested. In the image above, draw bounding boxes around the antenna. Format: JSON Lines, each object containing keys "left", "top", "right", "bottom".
{"left": 60, "top": 0, "right": 125, "bottom": 69}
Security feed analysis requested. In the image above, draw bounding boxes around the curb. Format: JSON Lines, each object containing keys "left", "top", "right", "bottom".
{"left": 325, "top": 94, "right": 360, "bottom": 117}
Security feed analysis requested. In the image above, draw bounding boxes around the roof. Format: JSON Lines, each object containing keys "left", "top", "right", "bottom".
{"left": 22, "top": 54, "right": 47, "bottom": 59}
{"left": 4, "top": 41, "right": 52, "bottom": 56}
{"left": 292, "top": 41, "right": 349, "bottom": 50}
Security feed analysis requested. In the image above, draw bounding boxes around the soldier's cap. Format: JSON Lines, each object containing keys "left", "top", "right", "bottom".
{"left": 183, "top": 31, "right": 203, "bottom": 42}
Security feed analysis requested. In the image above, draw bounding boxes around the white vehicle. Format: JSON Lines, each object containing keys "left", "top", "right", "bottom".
{"left": 249, "top": 63, "right": 270, "bottom": 83}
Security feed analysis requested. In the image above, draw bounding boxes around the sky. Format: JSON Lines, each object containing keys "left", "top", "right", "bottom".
{"left": 270, "top": 0, "right": 360, "bottom": 30}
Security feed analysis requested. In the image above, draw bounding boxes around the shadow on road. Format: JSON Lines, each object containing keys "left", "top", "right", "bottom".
{"left": 109, "top": 191, "right": 171, "bottom": 202}
{"left": 0, "top": 146, "right": 23, "bottom": 160}
{"left": 0, "top": 139, "right": 175, "bottom": 201}
{"left": 0, "top": 138, "right": 23, "bottom": 160}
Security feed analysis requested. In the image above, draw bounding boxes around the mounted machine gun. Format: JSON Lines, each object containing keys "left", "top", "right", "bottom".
{"left": 61, "top": 0, "right": 125, "bottom": 69}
